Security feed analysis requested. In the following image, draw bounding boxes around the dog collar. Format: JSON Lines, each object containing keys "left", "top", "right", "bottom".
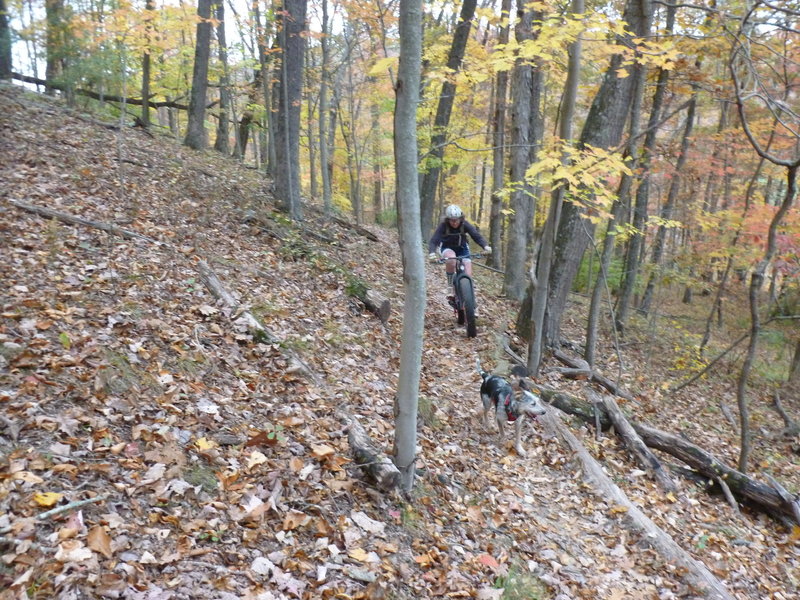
{"left": 504, "top": 393, "right": 518, "bottom": 422}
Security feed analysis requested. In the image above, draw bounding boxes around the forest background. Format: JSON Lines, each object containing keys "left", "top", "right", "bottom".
{"left": 2, "top": 0, "right": 800, "bottom": 597}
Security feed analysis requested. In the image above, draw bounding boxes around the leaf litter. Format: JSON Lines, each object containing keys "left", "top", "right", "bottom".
{"left": 1, "top": 83, "right": 798, "bottom": 599}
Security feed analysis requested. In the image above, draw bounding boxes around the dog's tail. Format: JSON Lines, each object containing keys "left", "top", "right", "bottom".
{"left": 476, "top": 358, "right": 488, "bottom": 380}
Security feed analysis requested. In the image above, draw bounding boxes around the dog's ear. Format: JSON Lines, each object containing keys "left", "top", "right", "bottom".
{"left": 518, "top": 378, "right": 531, "bottom": 391}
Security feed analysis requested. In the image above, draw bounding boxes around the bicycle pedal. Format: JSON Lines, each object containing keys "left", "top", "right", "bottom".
{"left": 447, "top": 297, "right": 457, "bottom": 309}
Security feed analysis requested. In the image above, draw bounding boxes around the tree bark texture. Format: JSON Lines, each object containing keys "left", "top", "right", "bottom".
{"left": 213, "top": 0, "right": 231, "bottom": 155}
{"left": 503, "top": 5, "right": 536, "bottom": 301}
{"left": 0, "top": 0, "right": 11, "bottom": 80}
{"left": 543, "top": 0, "right": 652, "bottom": 349}
{"left": 419, "top": 0, "right": 478, "bottom": 241}
{"left": 275, "top": 0, "right": 307, "bottom": 220}
{"left": 393, "top": 0, "right": 425, "bottom": 493}
{"left": 346, "top": 414, "right": 400, "bottom": 492}
{"left": 183, "top": 0, "right": 213, "bottom": 150}
{"left": 488, "top": 0, "right": 510, "bottom": 270}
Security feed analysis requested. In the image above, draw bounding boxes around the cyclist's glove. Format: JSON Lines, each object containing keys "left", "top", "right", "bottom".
{"left": 483, "top": 246, "right": 492, "bottom": 254}
{"left": 428, "top": 252, "right": 437, "bottom": 262}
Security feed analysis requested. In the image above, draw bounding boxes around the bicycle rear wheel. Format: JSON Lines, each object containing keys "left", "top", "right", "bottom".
{"left": 457, "top": 277, "right": 477, "bottom": 337}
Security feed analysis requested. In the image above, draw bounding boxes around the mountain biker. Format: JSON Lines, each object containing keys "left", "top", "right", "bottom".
{"left": 428, "top": 204, "right": 492, "bottom": 296}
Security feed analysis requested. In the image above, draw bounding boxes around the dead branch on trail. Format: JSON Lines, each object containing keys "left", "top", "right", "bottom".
{"left": 342, "top": 413, "right": 400, "bottom": 492}
{"left": 553, "top": 349, "right": 634, "bottom": 400}
{"left": 539, "top": 409, "right": 734, "bottom": 600}
{"left": 197, "top": 260, "right": 320, "bottom": 384}
{"left": 8, "top": 199, "right": 160, "bottom": 244}
{"left": 537, "top": 386, "right": 800, "bottom": 525}
{"left": 306, "top": 204, "right": 379, "bottom": 241}
{"left": 595, "top": 390, "right": 677, "bottom": 493}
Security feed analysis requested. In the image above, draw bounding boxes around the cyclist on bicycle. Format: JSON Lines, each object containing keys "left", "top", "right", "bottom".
{"left": 428, "top": 204, "right": 492, "bottom": 296}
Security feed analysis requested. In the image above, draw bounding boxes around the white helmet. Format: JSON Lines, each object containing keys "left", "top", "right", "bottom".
{"left": 445, "top": 205, "right": 463, "bottom": 219}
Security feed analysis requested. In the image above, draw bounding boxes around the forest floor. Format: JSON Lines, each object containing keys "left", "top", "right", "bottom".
{"left": 1, "top": 82, "right": 799, "bottom": 600}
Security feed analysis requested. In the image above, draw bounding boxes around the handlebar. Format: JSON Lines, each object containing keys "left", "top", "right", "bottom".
{"left": 436, "top": 254, "right": 483, "bottom": 263}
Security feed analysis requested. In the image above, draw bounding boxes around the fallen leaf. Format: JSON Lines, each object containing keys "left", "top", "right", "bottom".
{"left": 311, "top": 444, "right": 336, "bottom": 459}
{"left": 195, "top": 437, "right": 216, "bottom": 450}
{"left": 348, "top": 547, "right": 369, "bottom": 562}
{"left": 33, "top": 492, "right": 62, "bottom": 507}
{"left": 282, "top": 510, "right": 309, "bottom": 531}
{"left": 247, "top": 451, "right": 268, "bottom": 470}
{"left": 55, "top": 540, "right": 93, "bottom": 562}
{"left": 88, "top": 525, "right": 113, "bottom": 558}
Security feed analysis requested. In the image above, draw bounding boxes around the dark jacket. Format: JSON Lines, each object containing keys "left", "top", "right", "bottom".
{"left": 428, "top": 219, "right": 488, "bottom": 254}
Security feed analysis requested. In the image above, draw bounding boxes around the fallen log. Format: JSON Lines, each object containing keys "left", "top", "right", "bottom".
{"left": 9, "top": 199, "right": 160, "bottom": 244}
{"left": 595, "top": 391, "right": 677, "bottom": 493}
{"left": 344, "top": 414, "right": 400, "bottom": 492}
{"left": 307, "top": 205, "right": 379, "bottom": 241}
{"left": 536, "top": 386, "right": 800, "bottom": 525}
{"left": 353, "top": 288, "right": 391, "bottom": 324}
{"left": 539, "top": 409, "right": 734, "bottom": 600}
{"left": 553, "top": 349, "right": 633, "bottom": 400}
{"left": 198, "top": 260, "right": 320, "bottom": 384}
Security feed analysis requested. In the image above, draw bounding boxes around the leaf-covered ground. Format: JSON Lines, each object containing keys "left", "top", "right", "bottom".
{"left": 1, "top": 82, "right": 798, "bottom": 599}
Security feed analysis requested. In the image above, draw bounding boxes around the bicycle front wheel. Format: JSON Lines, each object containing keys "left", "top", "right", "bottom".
{"left": 457, "top": 277, "right": 477, "bottom": 337}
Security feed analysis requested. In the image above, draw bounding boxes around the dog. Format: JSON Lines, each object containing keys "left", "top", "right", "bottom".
{"left": 477, "top": 359, "right": 546, "bottom": 455}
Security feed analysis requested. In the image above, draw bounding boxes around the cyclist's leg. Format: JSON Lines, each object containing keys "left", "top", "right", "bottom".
{"left": 442, "top": 248, "right": 457, "bottom": 282}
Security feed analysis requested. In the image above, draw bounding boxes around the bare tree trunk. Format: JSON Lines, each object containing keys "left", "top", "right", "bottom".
{"left": 393, "top": 0, "right": 425, "bottom": 493}
{"left": 213, "top": 0, "right": 231, "bottom": 155}
{"left": 528, "top": 0, "right": 585, "bottom": 375}
{"left": 274, "top": 0, "right": 307, "bottom": 220}
{"left": 319, "top": 0, "right": 332, "bottom": 213}
{"left": 503, "top": 2, "right": 540, "bottom": 301}
{"left": 488, "top": 0, "right": 510, "bottom": 270}
{"left": 140, "top": 0, "right": 155, "bottom": 127}
{"left": 639, "top": 90, "right": 698, "bottom": 313}
{"left": 736, "top": 166, "right": 797, "bottom": 473}
{"left": 614, "top": 1, "right": 674, "bottom": 331}
{"left": 0, "top": 0, "right": 11, "bottom": 80}
{"left": 418, "top": 0, "right": 478, "bottom": 240}
{"left": 542, "top": 0, "right": 652, "bottom": 351}
{"left": 184, "top": 0, "right": 213, "bottom": 150}
{"left": 45, "top": 0, "right": 65, "bottom": 95}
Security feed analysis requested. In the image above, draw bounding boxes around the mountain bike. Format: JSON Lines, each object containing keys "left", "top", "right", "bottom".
{"left": 439, "top": 254, "right": 482, "bottom": 338}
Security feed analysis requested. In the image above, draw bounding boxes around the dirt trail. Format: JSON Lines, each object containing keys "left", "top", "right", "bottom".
{"left": 414, "top": 264, "right": 690, "bottom": 599}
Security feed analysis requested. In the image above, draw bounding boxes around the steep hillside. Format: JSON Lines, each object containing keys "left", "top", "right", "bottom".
{"left": 1, "top": 82, "right": 798, "bottom": 600}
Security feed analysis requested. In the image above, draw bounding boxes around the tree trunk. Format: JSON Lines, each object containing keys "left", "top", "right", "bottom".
{"left": 541, "top": 409, "right": 734, "bottom": 600}
{"left": 274, "top": 0, "right": 307, "bottom": 220}
{"left": 319, "top": 0, "right": 333, "bottom": 214}
{"left": 736, "top": 166, "right": 797, "bottom": 473}
{"left": 543, "top": 0, "right": 652, "bottom": 351}
{"left": 0, "top": 0, "right": 10, "bottom": 80}
{"left": 45, "top": 0, "right": 65, "bottom": 95}
{"left": 598, "top": 392, "right": 676, "bottom": 492}
{"left": 418, "top": 0, "right": 478, "bottom": 241}
{"left": 615, "top": 2, "right": 675, "bottom": 332}
{"left": 640, "top": 91, "right": 698, "bottom": 313}
{"left": 503, "top": 3, "right": 538, "bottom": 302}
{"left": 488, "top": 0, "right": 510, "bottom": 270}
{"left": 140, "top": 0, "right": 155, "bottom": 127}
{"left": 213, "top": 0, "right": 231, "bottom": 155}
{"left": 528, "top": 0, "right": 585, "bottom": 374}
{"left": 183, "top": 0, "right": 213, "bottom": 150}
{"left": 393, "top": 0, "right": 425, "bottom": 493}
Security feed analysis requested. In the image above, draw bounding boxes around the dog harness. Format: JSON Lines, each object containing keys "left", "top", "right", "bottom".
{"left": 503, "top": 392, "right": 518, "bottom": 422}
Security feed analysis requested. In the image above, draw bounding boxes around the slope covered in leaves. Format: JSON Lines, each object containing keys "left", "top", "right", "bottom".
{"left": 0, "top": 83, "right": 798, "bottom": 599}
